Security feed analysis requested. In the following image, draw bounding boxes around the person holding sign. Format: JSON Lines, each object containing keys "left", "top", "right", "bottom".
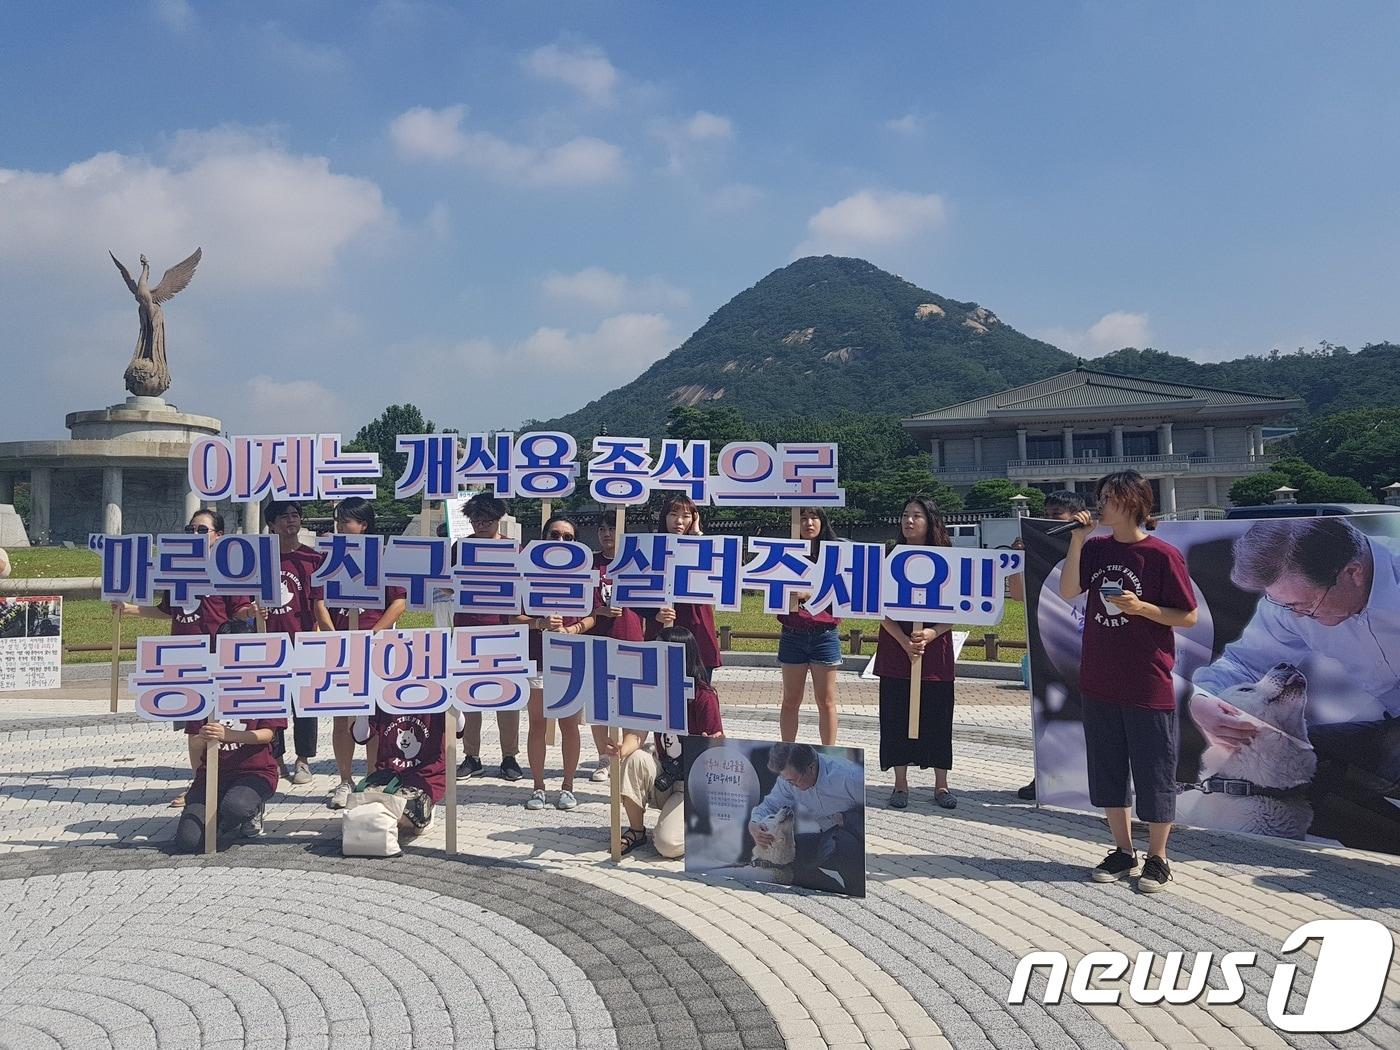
{"left": 324, "top": 497, "right": 408, "bottom": 810}
{"left": 585, "top": 513, "right": 646, "bottom": 782}
{"left": 646, "top": 495, "right": 722, "bottom": 673}
{"left": 777, "top": 507, "right": 842, "bottom": 745}
{"left": 173, "top": 714, "right": 284, "bottom": 851}
{"left": 877, "top": 496, "right": 958, "bottom": 810}
{"left": 112, "top": 509, "right": 253, "bottom": 808}
{"left": 524, "top": 513, "right": 598, "bottom": 811}
{"left": 1059, "top": 471, "right": 1197, "bottom": 894}
{"left": 252, "top": 499, "right": 328, "bottom": 786}
{"left": 454, "top": 493, "right": 525, "bottom": 782}
{"left": 605, "top": 626, "right": 724, "bottom": 856}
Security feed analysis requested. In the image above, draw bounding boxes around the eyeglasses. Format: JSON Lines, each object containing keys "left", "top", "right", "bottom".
{"left": 1262, "top": 580, "right": 1335, "bottom": 619}
{"left": 184, "top": 524, "right": 212, "bottom": 535}
{"left": 545, "top": 530, "right": 575, "bottom": 540}
{"left": 467, "top": 515, "right": 499, "bottom": 526}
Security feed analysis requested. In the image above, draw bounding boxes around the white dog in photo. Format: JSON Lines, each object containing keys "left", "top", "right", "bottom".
{"left": 1180, "top": 663, "right": 1317, "bottom": 839}
{"left": 396, "top": 727, "right": 423, "bottom": 762}
{"left": 750, "top": 806, "right": 796, "bottom": 882}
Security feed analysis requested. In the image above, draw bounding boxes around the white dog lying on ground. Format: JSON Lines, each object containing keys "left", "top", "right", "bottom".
{"left": 1179, "top": 663, "right": 1317, "bottom": 839}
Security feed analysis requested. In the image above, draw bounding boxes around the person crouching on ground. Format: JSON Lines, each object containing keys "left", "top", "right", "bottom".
{"left": 1058, "top": 470, "right": 1197, "bottom": 894}
{"left": 173, "top": 710, "right": 283, "bottom": 851}
{"left": 353, "top": 707, "right": 447, "bottom": 839}
{"left": 604, "top": 626, "right": 724, "bottom": 857}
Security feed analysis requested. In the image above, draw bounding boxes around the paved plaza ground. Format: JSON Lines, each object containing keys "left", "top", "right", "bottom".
{"left": 0, "top": 669, "right": 1396, "bottom": 1049}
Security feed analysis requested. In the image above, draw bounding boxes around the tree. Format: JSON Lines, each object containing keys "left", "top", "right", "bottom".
{"left": 845, "top": 455, "right": 964, "bottom": 521}
{"left": 348, "top": 404, "right": 438, "bottom": 512}
{"left": 963, "top": 478, "right": 1046, "bottom": 516}
{"left": 1228, "top": 456, "right": 1373, "bottom": 507}
{"left": 1290, "top": 405, "right": 1400, "bottom": 494}
{"left": 665, "top": 405, "right": 755, "bottom": 446}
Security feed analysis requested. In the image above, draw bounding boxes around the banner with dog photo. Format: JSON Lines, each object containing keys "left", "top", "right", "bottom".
{"left": 681, "top": 737, "right": 866, "bottom": 897}
{"left": 1023, "top": 512, "right": 1400, "bottom": 855}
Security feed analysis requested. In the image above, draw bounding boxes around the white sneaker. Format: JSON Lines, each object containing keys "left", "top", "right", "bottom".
{"left": 329, "top": 780, "right": 353, "bottom": 809}
{"left": 524, "top": 789, "right": 547, "bottom": 811}
{"left": 556, "top": 789, "right": 578, "bottom": 810}
{"left": 589, "top": 760, "right": 609, "bottom": 783}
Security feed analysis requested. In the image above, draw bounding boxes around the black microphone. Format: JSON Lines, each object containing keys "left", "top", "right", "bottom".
{"left": 1046, "top": 518, "right": 1091, "bottom": 536}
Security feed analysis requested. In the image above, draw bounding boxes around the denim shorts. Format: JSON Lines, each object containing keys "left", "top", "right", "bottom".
{"left": 777, "top": 626, "right": 842, "bottom": 666}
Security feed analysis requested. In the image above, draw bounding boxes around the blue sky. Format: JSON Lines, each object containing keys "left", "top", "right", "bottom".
{"left": 3, "top": 1, "right": 1398, "bottom": 440}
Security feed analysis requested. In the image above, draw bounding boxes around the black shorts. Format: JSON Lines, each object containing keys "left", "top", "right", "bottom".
{"left": 1081, "top": 696, "right": 1178, "bottom": 824}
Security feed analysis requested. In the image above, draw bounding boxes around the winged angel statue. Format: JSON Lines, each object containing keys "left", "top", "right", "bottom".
{"left": 109, "top": 247, "right": 202, "bottom": 397}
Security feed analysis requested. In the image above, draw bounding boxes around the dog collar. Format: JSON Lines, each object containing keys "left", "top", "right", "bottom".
{"left": 1185, "top": 775, "right": 1311, "bottom": 801}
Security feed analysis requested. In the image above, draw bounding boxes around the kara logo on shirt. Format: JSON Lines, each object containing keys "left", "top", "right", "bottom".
{"left": 1008, "top": 919, "right": 1394, "bottom": 1033}
{"left": 270, "top": 571, "right": 297, "bottom": 614}
{"left": 217, "top": 718, "right": 249, "bottom": 751}
{"left": 386, "top": 715, "right": 430, "bottom": 768}
{"left": 1089, "top": 564, "right": 1141, "bottom": 629}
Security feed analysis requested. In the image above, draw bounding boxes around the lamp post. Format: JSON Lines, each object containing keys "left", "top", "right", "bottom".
{"left": 1272, "top": 485, "right": 1299, "bottom": 505}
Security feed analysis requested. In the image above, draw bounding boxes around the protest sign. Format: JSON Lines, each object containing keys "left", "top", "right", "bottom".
{"left": 188, "top": 434, "right": 380, "bottom": 502}
{"left": 683, "top": 737, "right": 866, "bottom": 897}
{"left": 90, "top": 533, "right": 279, "bottom": 605}
{"left": 541, "top": 635, "right": 693, "bottom": 733}
{"left": 0, "top": 596, "right": 62, "bottom": 691}
{"left": 1023, "top": 513, "right": 1400, "bottom": 856}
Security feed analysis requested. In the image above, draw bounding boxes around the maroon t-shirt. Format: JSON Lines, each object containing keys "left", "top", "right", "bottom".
{"left": 654, "top": 679, "right": 724, "bottom": 750}
{"left": 264, "top": 544, "right": 324, "bottom": 638}
{"left": 873, "top": 621, "right": 954, "bottom": 681}
{"left": 186, "top": 716, "right": 286, "bottom": 793}
{"left": 777, "top": 604, "right": 840, "bottom": 631}
{"left": 1077, "top": 534, "right": 1197, "bottom": 711}
{"left": 157, "top": 594, "right": 247, "bottom": 638}
{"left": 646, "top": 603, "right": 722, "bottom": 670}
{"left": 371, "top": 710, "right": 447, "bottom": 802}
{"left": 330, "top": 585, "right": 408, "bottom": 632}
{"left": 589, "top": 552, "right": 645, "bottom": 641}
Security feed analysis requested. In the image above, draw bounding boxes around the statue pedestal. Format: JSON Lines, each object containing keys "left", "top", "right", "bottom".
{"left": 65, "top": 396, "right": 221, "bottom": 443}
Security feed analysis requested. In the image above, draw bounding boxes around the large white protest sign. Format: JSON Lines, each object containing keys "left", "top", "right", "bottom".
{"left": 0, "top": 596, "right": 62, "bottom": 691}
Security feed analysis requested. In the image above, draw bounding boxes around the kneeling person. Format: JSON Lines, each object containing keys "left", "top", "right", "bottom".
{"left": 174, "top": 714, "right": 284, "bottom": 852}
{"left": 357, "top": 710, "right": 448, "bottom": 837}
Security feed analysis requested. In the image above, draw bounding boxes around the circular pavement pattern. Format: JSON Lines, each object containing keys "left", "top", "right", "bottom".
{"left": 1, "top": 674, "right": 1398, "bottom": 1050}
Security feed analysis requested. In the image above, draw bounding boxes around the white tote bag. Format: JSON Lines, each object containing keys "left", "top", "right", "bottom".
{"left": 342, "top": 784, "right": 407, "bottom": 857}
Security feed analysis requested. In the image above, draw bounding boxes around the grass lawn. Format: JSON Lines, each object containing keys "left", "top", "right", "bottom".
{"left": 8, "top": 548, "right": 1027, "bottom": 664}
{"left": 716, "top": 593, "right": 1026, "bottom": 662}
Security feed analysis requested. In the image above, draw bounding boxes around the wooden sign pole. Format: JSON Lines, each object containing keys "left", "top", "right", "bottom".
{"left": 789, "top": 508, "right": 802, "bottom": 613}
{"left": 424, "top": 492, "right": 457, "bottom": 856}
{"left": 203, "top": 732, "right": 220, "bottom": 854}
{"left": 541, "top": 500, "right": 557, "bottom": 749}
{"left": 109, "top": 606, "right": 123, "bottom": 714}
{"left": 907, "top": 622, "right": 924, "bottom": 740}
{"left": 609, "top": 505, "right": 625, "bottom": 863}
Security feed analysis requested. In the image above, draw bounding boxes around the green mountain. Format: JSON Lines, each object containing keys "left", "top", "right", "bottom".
{"left": 535, "top": 255, "right": 1400, "bottom": 438}
{"left": 536, "top": 256, "right": 1077, "bottom": 437}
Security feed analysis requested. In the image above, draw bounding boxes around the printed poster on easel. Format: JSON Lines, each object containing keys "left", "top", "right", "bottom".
{"left": 0, "top": 595, "right": 63, "bottom": 691}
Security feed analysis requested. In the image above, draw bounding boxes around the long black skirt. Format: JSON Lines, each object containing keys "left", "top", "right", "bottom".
{"left": 878, "top": 677, "right": 954, "bottom": 771}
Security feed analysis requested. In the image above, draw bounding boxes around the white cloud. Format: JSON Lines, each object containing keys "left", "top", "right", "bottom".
{"left": 425, "top": 201, "right": 452, "bottom": 240}
{"left": 651, "top": 111, "right": 735, "bottom": 173}
{"left": 152, "top": 0, "right": 194, "bottom": 32}
{"left": 242, "top": 375, "right": 349, "bottom": 433}
{"left": 541, "top": 267, "right": 690, "bottom": 312}
{"left": 1038, "top": 311, "right": 1154, "bottom": 354}
{"left": 794, "top": 189, "right": 947, "bottom": 256}
{"left": 519, "top": 313, "right": 676, "bottom": 376}
{"left": 523, "top": 43, "right": 619, "bottom": 106}
{"left": 0, "top": 129, "right": 390, "bottom": 291}
{"left": 389, "top": 105, "right": 625, "bottom": 187}
{"left": 884, "top": 112, "right": 925, "bottom": 137}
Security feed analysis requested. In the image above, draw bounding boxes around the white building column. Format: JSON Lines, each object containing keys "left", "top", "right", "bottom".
{"left": 242, "top": 500, "right": 262, "bottom": 535}
{"left": 1247, "top": 425, "right": 1260, "bottom": 460}
{"left": 101, "top": 466, "right": 123, "bottom": 536}
{"left": 1062, "top": 426, "right": 1075, "bottom": 459}
{"left": 1016, "top": 428, "right": 1028, "bottom": 461}
{"left": 1161, "top": 476, "right": 1178, "bottom": 516}
{"left": 1206, "top": 476, "right": 1219, "bottom": 506}
{"left": 1204, "top": 426, "right": 1216, "bottom": 459}
{"left": 1159, "top": 421, "right": 1174, "bottom": 456}
{"left": 1111, "top": 425, "right": 1124, "bottom": 458}
{"left": 929, "top": 440, "right": 941, "bottom": 470}
{"left": 183, "top": 486, "right": 202, "bottom": 524}
{"left": 30, "top": 467, "right": 52, "bottom": 542}
{"left": 973, "top": 435, "right": 984, "bottom": 468}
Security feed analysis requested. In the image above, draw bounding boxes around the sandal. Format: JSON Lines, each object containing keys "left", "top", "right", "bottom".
{"left": 935, "top": 789, "right": 957, "bottom": 810}
{"left": 169, "top": 792, "right": 186, "bottom": 808}
{"left": 620, "top": 827, "right": 648, "bottom": 855}
{"left": 888, "top": 789, "right": 909, "bottom": 809}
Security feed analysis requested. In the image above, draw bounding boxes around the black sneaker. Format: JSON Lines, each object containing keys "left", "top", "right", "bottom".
{"left": 1017, "top": 780, "right": 1037, "bottom": 801}
{"left": 457, "top": 754, "right": 484, "bottom": 779}
{"left": 239, "top": 808, "right": 264, "bottom": 839}
{"left": 499, "top": 755, "right": 524, "bottom": 782}
{"left": 1090, "top": 848, "right": 1139, "bottom": 883}
{"left": 1137, "top": 855, "right": 1172, "bottom": 894}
